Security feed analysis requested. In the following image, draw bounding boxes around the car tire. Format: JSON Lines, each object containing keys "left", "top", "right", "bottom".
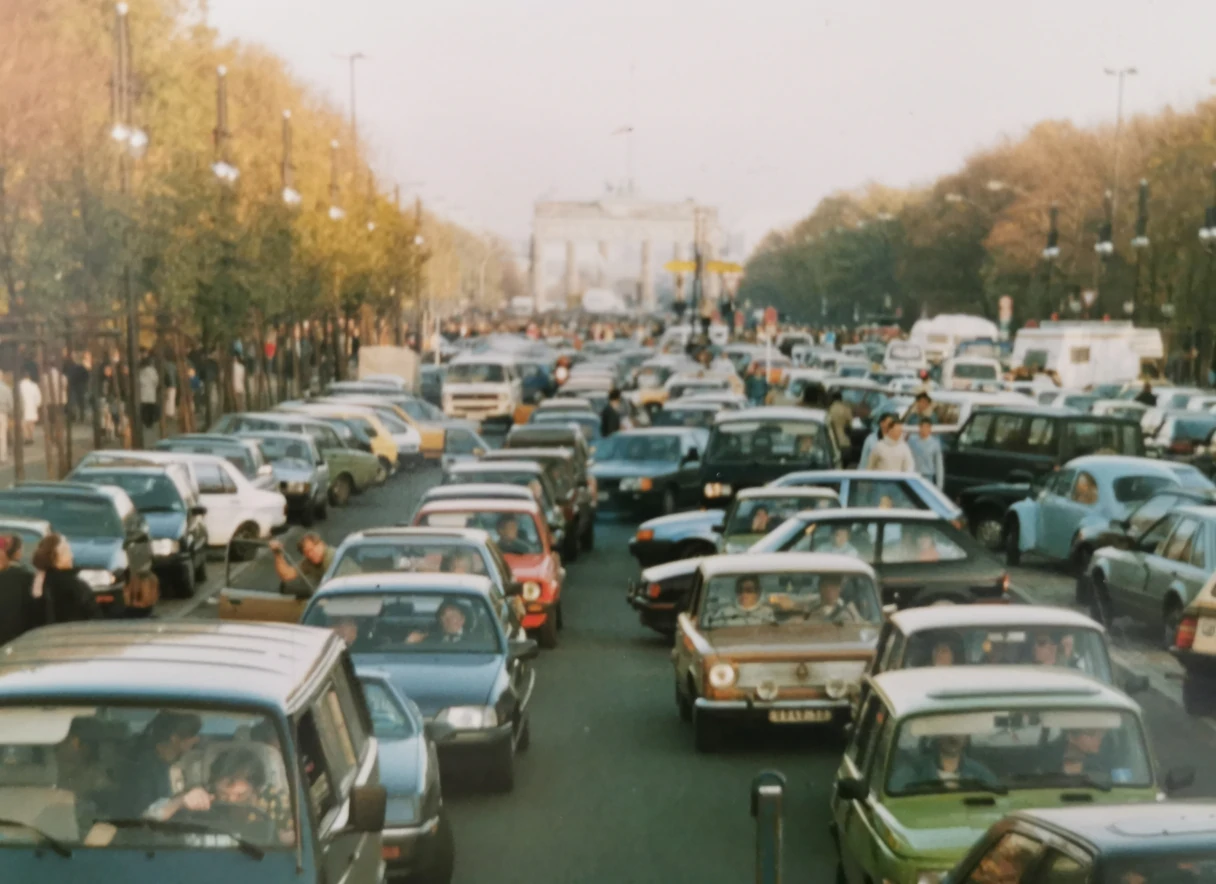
{"left": 176, "top": 558, "right": 196, "bottom": 599}
{"left": 417, "top": 814, "right": 455, "bottom": 884}
{"left": 231, "top": 522, "right": 260, "bottom": 562}
{"left": 974, "top": 514, "right": 1004, "bottom": 551}
{"left": 329, "top": 474, "right": 353, "bottom": 507}
{"left": 693, "top": 706, "right": 722, "bottom": 753}
{"left": 485, "top": 740, "right": 515, "bottom": 793}
{"left": 516, "top": 716, "right": 531, "bottom": 752}
{"left": 536, "top": 614, "right": 559, "bottom": 650}
{"left": 676, "top": 684, "right": 692, "bottom": 722}
{"left": 1004, "top": 519, "right": 1021, "bottom": 567}
{"left": 1089, "top": 574, "right": 1113, "bottom": 628}
{"left": 580, "top": 519, "right": 595, "bottom": 551}
{"left": 1163, "top": 599, "right": 1184, "bottom": 650}
{"left": 661, "top": 487, "right": 677, "bottom": 515}
{"left": 193, "top": 555, "right": 207, "bottom": 586}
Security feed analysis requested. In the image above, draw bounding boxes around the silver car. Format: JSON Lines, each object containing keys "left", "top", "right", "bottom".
{"left": 236, "top": 430, "right": 330, "bottom": 526}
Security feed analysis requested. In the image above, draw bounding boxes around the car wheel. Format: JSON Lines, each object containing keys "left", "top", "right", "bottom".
{"left": 485, "top": 739, "right": 515, "bottom": 793}
{"left": 536, "top": 613, "right": 558, "bottom": 650}
{"left": 329, "top": 474, "right": 353, "bottom": 507}
{"left": 1004, "top": 518, "right": 1021, "bottom": 567}
{"left": 661, "top": 487, "right": 677, "bottom": 515}
{"left": 416, "top": 813, "right": 456, "bottom": 884}
{"left": 231, "top": 522, "right": 260, "bottom": 562}
{"left": 693, "top": 706, "right": 722, "bottom": 753}
{"left": 193, "top": 555, "right": 207, "bottom": 585}
{"left": 516, "top": 716, "right": 531, "bottom": 752}
{"left": 176, "top": 558, "right": 196, "bottom": 599}
{"left": 1163, "top": 599, "right": 1185, "bottom": 650}
{"left": 974, "top": 514, "right": 1004, "bottom": 550}
{"left": 375, "top": 457, "right": 391, "bottom": 484}
{"left": 580, "top": 519, "right": 595, "bottom": 551}
{"left": 1089, "top": 574, "right": 1113, "bottom": 628}
{"left": 676, "top": 683, "right": 692, "bottom": 722}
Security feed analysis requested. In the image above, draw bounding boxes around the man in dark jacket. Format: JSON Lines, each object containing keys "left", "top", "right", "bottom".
{"left": 1135, "top": 382, "right": 1157, "bottom": 406}
{"left": 0, "top": 537, "right": 34, "bottom": 646}
{"left": 601, "top": 388, "right": 623, "bottom": 437}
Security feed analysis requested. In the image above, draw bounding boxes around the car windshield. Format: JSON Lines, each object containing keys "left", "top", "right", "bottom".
{"left": 0, "top": 495, "right": 121, "bottom": 538}
{"left": 78, "top": 473, "right": 183, "bottom": 512}
{"left": 653, "top": 408, "right": 715, "bottom": 429}
{"left": 531, "top": 412, "right": 601, "bottom": 439}
{"left": 162, "top": 442, "right": 254, "bottom": 477}
{"left": 699, "top": 570, "right": 881, "bottom": 629}
{"left": 705, "top": 420, "right": 830, "bottom": 466}
{"left": 255, "top": 436, "right": 314, "bottom": 463}
{"left": 594, "top": 434, "right": 681, "bottom": 463}
{"left": 304, "top": 592, "right": 501, "bottom": 654}
{"left": 1104, "top": 855, "right": 1216, "bottom": 884}
{"left": 0, "top": 705, "right": 294, "bottom": 849}
{"left": 899, "top": 626, "right": 1113, "bottom": 683}
{"left": 636, "top": 366, "right": 674, "bottom": 389}
{"left": 954, "top": 363, "right": 998, "bottom": 380}
{"left": 885, "top": 707, "right": 1152, "bottom": 796}
{"left": 416, "top": 510, "right": 543, "bottom": 555}
{"left": 1171, "top": 417, "right": 1216, "bottom": 441}
{"left": 724, "top": 496, "right": 837, "bottom": 545}
{"left": 358, "top": 680, "right": 416, "bottom": 740}
{"left": 446, "top": 363, "right": 505, "bottom": 383}
{"left": 331, "top": 541, "right": 491, "bottom": 579}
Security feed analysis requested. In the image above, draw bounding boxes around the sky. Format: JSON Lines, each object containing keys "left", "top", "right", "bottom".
{"left": 206, "top": 0, "right": 1216, "bottom": 256}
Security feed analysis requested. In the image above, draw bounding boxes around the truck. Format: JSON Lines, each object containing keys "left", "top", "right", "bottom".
{"left": 1011, "top": 320, "right": 1163, "bottom": 390}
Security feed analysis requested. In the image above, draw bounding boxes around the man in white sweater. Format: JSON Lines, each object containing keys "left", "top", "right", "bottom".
{"left": 867, "top": 418, "right": 916, "bottom": 473}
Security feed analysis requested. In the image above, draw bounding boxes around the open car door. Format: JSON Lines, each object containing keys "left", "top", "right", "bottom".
{"left": 216, "top": 537, "right": 312, "bottom": 623}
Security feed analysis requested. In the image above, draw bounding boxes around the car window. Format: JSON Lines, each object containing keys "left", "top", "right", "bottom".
{"left": 445, "top": 429, "right": 480, "bottom": 455}
{"left": 957, "top": 413, "right": 994, "bottom": 448}
{"left": 901, "top": 626, "right": 1112, "bottom": 681}
{"left": 790, "top": 519, "right": 878, "bottom": 563}
{"left": 297, "top": 710, "right": 337, "bottom": 823}
{"left": 417, "top": 510, "right": 544, "bottom": 555}
{"left": 1025, "top": 416, "right": 1057, "bottom": 453}
{"left": 1070, "top": 471, "right": 1099, "bottom": 505}
{"left": 698, "top": 570, "right": 882, "bottom": 628}
{"left": 1062, "top": 420, "right": 1140, "bottom": 459}
{"left": 964, "top": 832, "right": 1046, "bottom": 884}
{"left": 1127, "top": 493, "right": 1180, "bottom": 536}
{"left": 304, "top": 591, "right": 503, "bottom": 653}
{"left": 78, "top": 472, "right": 184, "bottom": 512}
{"left": 313, "top": 688, "right": 358, "bottom": 792}
{"left": 850, "top": 480, "right": 922, "bottom": 510}
{"left": 1048, "top": 469, "right": 1076, "bottom": 497}
{"left": 1192, "top": 525, "right": 1209, "bottom": 570}
{"left": 879, "top": 524, "right": 968, "bottom": 564}
{"left": 705, "top": 420, "right": 830, "bottom": 467}
{"left": 990, "top": 414, "right": 1031, "bottom": 451}
{"left": 1036, "top": 851, "right": 1090, "bottom": 884}
{"left": 1164, "top": 518, "right": 1200, "bottom": 564}
{"left": 846, "top": 694, "right": 882, "bottom": 764}
{"left": 1112, "top": 474, "right": 1176, "bottom": 504}
{"left": 195, "top": 463, "right": 230, "bottom": 495}
{"left": 359, "top": 680, "right": 417, "bottom": 740}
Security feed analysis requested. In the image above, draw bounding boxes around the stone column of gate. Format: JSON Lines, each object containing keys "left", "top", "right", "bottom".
{"left": 672, "top": 242, "right": 687, "bottom": 306}
{"left": 529, "top": 235, "right": 543, "bottom": 310}
{"left": 565, "top": 240, "right": 579, "bottom": 305}
{"left": 640, "top": 240, "right": 655, "bottom": 310}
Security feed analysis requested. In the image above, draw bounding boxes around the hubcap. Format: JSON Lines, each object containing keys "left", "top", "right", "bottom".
{"left": 976, "top": 520, "right": 1002, "bottom": 549}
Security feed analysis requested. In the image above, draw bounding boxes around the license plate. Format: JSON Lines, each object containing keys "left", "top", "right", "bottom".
{"left": 1194, "top": 618, "right": 1216, "bottom": 654}
{"left": 768, "top": 709, "right": 832, "bottom": 724}
{"left": 597, "top": 491, "right": 609, "bottom": 502}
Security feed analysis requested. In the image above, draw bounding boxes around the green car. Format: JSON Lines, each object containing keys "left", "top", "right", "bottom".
{"left": 212, "top": 412, "right": 382, "bottom": 506}
{"left": 830, "top": 665, "right": 1190, "bottom": 884}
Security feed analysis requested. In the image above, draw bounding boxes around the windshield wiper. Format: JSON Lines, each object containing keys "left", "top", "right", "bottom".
{"left": 92, "top": 817, "right": 265, "bottom": 859}
{"left": 1009, "top": 772, "right": 1112, "bottom": 792}
{"left": 896, "top": 777, "right": 1008, "bottom": 796}
{"left": 0, "top": 818, "right": 71, "bottom": 857}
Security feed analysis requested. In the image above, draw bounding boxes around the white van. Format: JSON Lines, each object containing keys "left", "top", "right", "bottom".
{"left": 908, "top": 314, "right": 1000, "bottom": 363}
{"left": 883, "top": 340, "right": 928, "bottom": 373}
{"left": 442, "top": 353, "right": 523, "bottom": 428}
{"left": 941, "top": 356, "right": 1002, "bottom": 391}
{"left": 1011, "top": 321, "right": 1163, "bottom": 390}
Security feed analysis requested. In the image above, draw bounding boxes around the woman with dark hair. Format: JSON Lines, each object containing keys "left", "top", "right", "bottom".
{"left": 29, "top": 533, "right": 102, "bottom": 626}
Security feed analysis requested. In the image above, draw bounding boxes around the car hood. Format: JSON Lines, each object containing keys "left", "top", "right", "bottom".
{"left": 593, "top": 460, "right": 678, "bottom": 480}
{"left": 438, "top": 418, "right": 479, "bottom": 434}
{"left": 377, "top": 733, "right": 425, "bottom": 799}
{"left": 351, "top": 652, "right": 503, "bottom": 716}
{"left": 142, "top": 510, "right": 186, "bottom": 540}
{"left": 703, "top": 623, "right": 880, "bottom": 656}
{"left": 638, "top": 509, "right": 725, "bottom": 540}
{"left": 0, "top": 851, "right": 299, "bottom": 882}
{"left": 641, "top": 556, "right": 706, "bottom": 583}
{"left": 269, "top": 459, "right": 313, "bottom": 480}
{"left": 63, "top": 536, "right": 126, "bottom": 571}
{"left": 502, "top": 552, "right": 555, "bottom": 581}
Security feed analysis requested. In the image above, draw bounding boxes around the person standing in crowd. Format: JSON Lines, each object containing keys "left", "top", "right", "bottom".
{"left": 231, "top": 350, "right": 247, "bottom": 412}
{"left": 601, "top": 388, "right": 623, "bottom": 437}
{"left": 64, "top": 350, "right": 89, "bottom": 425}
{"left": 907, "top": 417, "right": 945, "bottom": 488}
{"left": 858, "top": 413, "right": 895, "bottom": 470}
{"left": 826, "top": 390, "right": 853, "bottom": 462}
{"left": 138, "top": 353, "right": 159, "bottom": 431}
{"left": 18, "top": 369, "right": 41, "bottom": 445}
{"left": 0, "top": 537, "right": 34, "bottom": 646}
{"left": 0, "top": 373, "right": 12, "bottom": 465}
{"left": 162, "top": 353, "right": 178, "bottom": 424}
{"left": 1135, "top": 382, "right": 1156, "bottom": 407}
{"left": 745, "top": 361, "right": 768, "bottom": 405}
{"left": 909, "top": 391, "right": 936, "bottom": 424}
{"left": 28, "top": 533, "right": 101, "bottom": 626}
{"left": 867, "top": 418, "right": 916, "bottom": 472}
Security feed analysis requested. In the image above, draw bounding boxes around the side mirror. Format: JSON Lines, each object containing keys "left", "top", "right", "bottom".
{"left": 882, "top": 603, "right": 898, "bottom": 619}
{"left": 191, "top": 505, "right": 208, "bottom": 517}
{"left": 836, "top": 777, "right": 868, "bottom": 802}
{"left": 345, "top": 784, "right": 387, "bottom": 833}
{"left": 506, "top": 580, "right": 524, "bottom": 598}
{"left": 1165, "top": 766, "right": 1196, "bottom": 794}
{"left": 424, "top": 720, "right": 454, "bottom": 743}
{"left": 509, "top": 639, "right": 540, "bottom": 661}
{"left": 1123, "top": 674, "right": 1150, "bottom": 694}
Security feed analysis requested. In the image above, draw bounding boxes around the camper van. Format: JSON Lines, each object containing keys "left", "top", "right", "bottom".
{"left": 908, "top": 314, "right": 1001, "bottom": 364}
{"left": 1011, "top": 321, "right": 1163, "bottom": 390}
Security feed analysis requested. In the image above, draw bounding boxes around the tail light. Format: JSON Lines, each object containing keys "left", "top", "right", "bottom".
{"left": 646, "top": 582, "right": 663, "bottom": 599}
{"left": 1000, "top": 573, "right": 1010, "bottom": 595}
{"left": 636, "top": 529, "right": 655, "bottom": 542}
{"left": 1176, "top": 616, "right": 1198, "bottom": 650}
{"left": 1169, "top": 440, "right": 1196, "bottom": 456}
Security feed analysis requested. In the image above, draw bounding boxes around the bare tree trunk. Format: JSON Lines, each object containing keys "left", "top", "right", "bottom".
{"left": 174, "top": 328, "right": 195, "bottom": 434}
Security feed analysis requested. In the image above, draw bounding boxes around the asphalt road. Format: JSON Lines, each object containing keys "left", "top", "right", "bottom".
{"left": 175, "top": 469, "right": 1216, "bottom": 884}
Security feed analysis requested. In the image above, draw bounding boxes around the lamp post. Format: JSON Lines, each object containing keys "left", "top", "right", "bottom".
{"left": 1093, "top": 189, "right": 1115, "bottom": 316}
{"left": 328, "top": 140, "right": 345, "bottom": 222}
{"left": 1105, "top": 66, "right": 1138, "bottom": 221}
{"left": 1042, "top": 203, "right": 1061, "bottom": 315}
{"left": 1130, "top": 179, "right": 1150, "bottom": 320}
{"left": 280, "top": 110, "right": 300, "bottom": 207}
{"left": 1198, "top": 164, "right": 1216, "bottom": 381}
{"left": 211, "top": 66, "right": 239, "bottom": 185}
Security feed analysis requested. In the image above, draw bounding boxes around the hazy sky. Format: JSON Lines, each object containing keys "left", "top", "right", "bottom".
{"left": 207, "top": 0, "right": 1216, "bottom": 254}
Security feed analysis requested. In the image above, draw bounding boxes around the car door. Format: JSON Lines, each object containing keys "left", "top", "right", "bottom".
{"left": 1035, "top": 468, "right": 1078, "bottom": 560}
{"left": 193, "top": 460, "right": 242, "bottom": 546}
{"left": 837, "top": 698, "right": 895, "bottom": 884}
{"left": 1142, "top": 516, "right": 1204, "bottom": 627}
{"left": 944, "top": 411, "right": 996, "bottom": 496}
{"left": 217, "top": 540, "right": 309, "bottom": 622}
{"left": 1107, "top": 512, "right": 1179, "bottom": 620}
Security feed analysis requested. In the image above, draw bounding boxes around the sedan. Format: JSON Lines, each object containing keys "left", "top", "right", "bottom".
{"left": 591, "top": 428, "right": 707, "bottom": 517}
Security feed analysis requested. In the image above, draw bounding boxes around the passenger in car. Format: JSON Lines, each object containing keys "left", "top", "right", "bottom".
{"left": 807, "top": 577, "right": 861, "bottom": 623}
{"left": 749, "top": 507, "right": 772, "bottom": 533}
{"left": 1040, "top": 728, "right": 1111, "bottom": 779}
{"left": 117, "top": 711, "right": 203, "bottom": 818}
{"left": 441, "top": 549, "right": 478, "bottom": 574}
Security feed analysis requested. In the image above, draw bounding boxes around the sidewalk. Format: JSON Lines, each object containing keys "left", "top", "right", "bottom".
{"left": 0, "top": 419, "right": 180, "bottom": 487}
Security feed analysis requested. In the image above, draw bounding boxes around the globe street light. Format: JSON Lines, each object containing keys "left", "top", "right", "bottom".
{"left": 328, "top": 139, "right": 344, "bottom": 221}
{"left": 280, "top": 110, "right": 300, "bottom": 206}
{"left": 211, "top": 66, "right": 239, "bottom": 185}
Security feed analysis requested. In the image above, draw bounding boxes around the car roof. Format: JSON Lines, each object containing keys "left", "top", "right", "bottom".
{"left": 0, "top": 622, "right": 341, "bottom": 709}
{"left": 983, "top": 407, "right": 1134, "bottom": 422}
{"left": 235, "top": 429, "right": 314, "bottom": 444}
{"left": 4, "top": 481, "right": 124, "bottom": 502}
{"left": 485, "top": 448, "right": 572, "bottom": 462}
{"left": 417, "top": 498, "right": 543, "bottom": 516}
{"left": 610, "top": 427, "right": 695, "bottom": 437}
{"left": 662, "top": 401, "right": 718, "bottom": 412}
{"left": 890, "top": 604, "right": 1105, "bottom": 634}
{"left": 73, "top": 463, "right": 174, "bottom": 477}
{"left": 161, "top": 434, "right": 252, "bottom": 449}
{"left": 313, "top": 573, "right": 496, "bottom": 597}
{"left": 536, "top": 398, "right": 593, "bottom": 410}
{"left": 449, "top": 461, "right": 544, "bottom": 476}
{"left": 774, "top": 469, "right": 922, "bottom": 484}
{"left": 1014, "top": 803, "right": 1216, "bottom": 854}
{"left": 737, "top": 486, "right": 838, "bottom": 500}
{"left": 697, "top": 551, "right": 876, "bottom": 580}
{"left": 1064, "top": 455, "right": 1183, "bottom": 477}
{"left": 793, "top": 507, "right": 944, "bottom": 522}
{"left": 716, "top": 406, "right": 828, "bottom": 424}
{"left": 449, "top": 352, "right": 517, "bottom": 365}
{"left": 424, "top": 483, "right": 533, "bottom": 499}
{"left": 348, "top": 526, "right": 493, "bottom": 544}
{"left": 870, "top": 666, "right": 1135, "bottom": 718}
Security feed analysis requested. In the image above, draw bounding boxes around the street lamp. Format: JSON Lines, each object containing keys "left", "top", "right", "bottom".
{"left": 211, "top": 65, "right": 239, "bottom": 185}
{"left": 328, "top": 139, "right": 345, "bottom": 221}
{"left": 1105, "top": 66, "right": 1138, "bottom": 220}
{"left": 279, "top": 110, "right": 300, "bottom": 206}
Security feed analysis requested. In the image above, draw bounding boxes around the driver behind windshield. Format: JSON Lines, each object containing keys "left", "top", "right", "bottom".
{"left": 407, "top": 598, "right": 474, "bottom": 645}
{"left": 494, "top": 514, "right": 529, "bottom": 555}
{"left": 712, "top": 575, "right": 779, "bottom": 627}
{"left": 888, "top": 734, "right": 999, "bottom": 792}
{"left": 116, "top": 711, "right": 203, "bottom": 818}
{"left": 807, "top": 576, "right": 861, "bottom": 623}
{"left": 749, "top": 506, "right": 771, "bottom": 534}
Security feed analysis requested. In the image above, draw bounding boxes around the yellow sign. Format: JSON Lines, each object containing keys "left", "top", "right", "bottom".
{"left": 663, "top": 260, "right": 743, "bottom": 274}
{"left": 664, "top": 260, "right": 696, "bottom": 274}
{"left": 708, "top": 260, "right": 743, "bottom": 274}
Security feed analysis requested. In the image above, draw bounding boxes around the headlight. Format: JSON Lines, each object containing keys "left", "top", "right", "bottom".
{"left": 150, "top": 539, "right": 179, "bottom": 557}
{"left": 78, "top": 569, "right": 118, "bottom": 588}
{"left": 707, "top": 662, "right": 737, "bottom": 689}
{"left": 436, "top": 706, "right": 498, "bottom": 729}
{"left": 916, "top": 872, "right": 949, "bottom": 884}
{"left": 284, "top": 481, "right": 310, "bottom": 494}
{"left": 620, "top": 477, "right": 654, "bottom": 492}
{"left": 825, "top": 678, "right": 849, "bottom": 700}
{"left": 521, "top": 581, "right": 542, "bottom": 601}
{"left": 704, "top": 482, "right": 732, "bottom": 498}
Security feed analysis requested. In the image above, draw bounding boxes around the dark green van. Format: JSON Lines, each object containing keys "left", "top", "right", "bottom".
{"left": 0, "top": 622, "right": 387, "bottom": 883}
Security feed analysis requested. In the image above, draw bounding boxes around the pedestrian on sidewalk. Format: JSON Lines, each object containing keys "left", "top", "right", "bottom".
{"left": 867, "top": 418, "right": 916, "bottom": 473}
{"left": 0, "top": 374, "right": 12, "bottom": 464}
{"left": 858, "top": 413, "right": 895, "bottom": 471}
{"left": 65, "top": 350, "right": 89, "bottom": 425}
{"left": 19, "top": 370, "right": 41, "bottom": 445}
{"left": 907, "top": 416, "right": 945, "bottom": 488}
{"left": 138, "top": 353, "right": 159, "bottom": 430}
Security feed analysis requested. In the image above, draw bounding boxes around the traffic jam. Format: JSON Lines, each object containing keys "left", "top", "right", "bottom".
{"left": 3, "top": 312, "right": 1216, "bottom": 883}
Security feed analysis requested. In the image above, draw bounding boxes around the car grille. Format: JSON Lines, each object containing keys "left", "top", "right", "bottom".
{"left": 597, "top": 478, "right": 620, "bottom": 494}
{"left": 735, "top": 660, "right": 866, "bottom": 690}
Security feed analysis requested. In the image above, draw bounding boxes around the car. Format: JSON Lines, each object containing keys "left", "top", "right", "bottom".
{"left": 483, "top": 447, "right": 593, "bottom": 557}
{"left": 278, "top": 401, "right": 407, "bottom": 476}
{"left": 1004, "top": 455, "right": 1212, "bottom": 571}
{"left": 154, "top": 433, "right": 278, "bottom": 491}
{"left": 898, "top": 389, "right": 1034, "bottom": 437}
{"left": 591, "top": 427, "right": 707, "bottom": 518}
{"left": 749, "top": 508, "right": 1008, "bottom": 607}
{"left": 650, "top": 400, "right": 720, "bottom": 430}
{"left": 1170, "top": 569, "right": 1216, "bottom": 714}
{"left": 664, "top": 370, "right": 742, "bottom": 402}
{"left": 211, "top": 411, "right": 382, "bottom": 505}
{"left": 503, "top": 424, "right": 596, "bottom": 508}
{"left": 625, "top": 355, "right": 698, "bottom": 414}
{"left": 945, "top": 408, "right": 1145, "bottom": 498}
{"left": 699, "top": 406, "right": 840, "bottom": 508}
{"left": 412, "top": 498, "right": 565, "bottom": 648}
{"left": 526, "top": 409, "right": 604, "bottom": 443}
{"left": 317, "top": 393, "right": 445, "bottom": 461}
{"left": 831, "top": 667, "right": 1184, "bottom": 884}
{"left": 0, "top": 482, "right": 152, "bottom": 612}
{"left": 301, "top": 574, "right": 538, "bottom": 792}
{"left": 442, "top": 460, "right": 566, "bottom": 542}
{"left": 354, "top": 669, "right": 455, "bottom": 884}
{"left": 439, "top": 425, "right": 491, "bottom": 468}
{"left": 0, "top": 515, "right": 50, "bottom": 554}
{"left": 671, "top": 552, "right": 884, "bottom": 752}
{"left": 234, "top": 430, "right": 330, "bottom": 525}
{"left": 0, "top": 621, "right": 388, "bottom": 882}
{"left": 69, "top": 463, "right": 210, "bottom": 598}
{"left": 629, "top": 469, "right": 963, "bottom": 569}
{"left": 675, "top": 391, "right": 748, "bottom": 411}
{"left": 1146, "top": 410, "right": 1216, "bottom": 462}
{"left": 442, "top": 353, "right": 524, "bottom": 431}
{"left": 948, "top": 803, "right": 1216, "bottom": 884}
{"left": 866, "top": 604, "right": 1153, "bottom": 695}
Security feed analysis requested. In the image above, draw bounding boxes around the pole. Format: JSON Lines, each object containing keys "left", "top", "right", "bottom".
{"left": 413, "top": 196, "right": 423, "bottom": 353}
{"left": 116, "top": 5, "right": 142, "bottom": 449}
{"left": 751, "top": 771, "right": 786, "bottom": 884}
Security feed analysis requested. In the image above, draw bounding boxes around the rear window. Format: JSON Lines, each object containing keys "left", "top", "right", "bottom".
{"left": 447, "top": 363, "right": 506, "bottom": 384}
{"left": 1061, "top": 420, "right": 1142, "bottom": 459}
{"left": 1172, "top": 418, "right": 1216, "bottom": 441}
{"left": 1111, "top": 475, "right": 1176, "bottom": 504}
{"left": 953, "top": 363, "right": 998, "bottom": 380}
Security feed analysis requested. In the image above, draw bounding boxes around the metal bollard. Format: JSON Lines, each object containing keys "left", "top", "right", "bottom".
{"left": 751, "top": 770, "right": 786, "bottom": 884}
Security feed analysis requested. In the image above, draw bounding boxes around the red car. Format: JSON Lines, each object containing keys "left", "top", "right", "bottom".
{"left": 413, "top": 497, "right": 565, "bottom": 648}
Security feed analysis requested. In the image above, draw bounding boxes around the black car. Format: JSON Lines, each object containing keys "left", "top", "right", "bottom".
{"left": 627, "top": 555, "right": 708, "bottom": 636}
{"left": 949, "top": 803, "right": 1208, "bottom": 884}
{"left": 420, "top": 364, "right": 445, "bottom": 407}
{"left": 944, "top": 407, "right": 1144, "bottom": 498}
{"left": 0, "top": 482, "right": 154, "bottom": 613}
{"left": 69, "top": 464, "right": 209, "bottom": 597}
{"left": 592, "top": 428, "right": 707, "bottom": 518}
{"left": 750, "top": 508, "right": 1007, "bottom": 607}
{"left": 699, "top": 406, "right": 840, "bottom": 508}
